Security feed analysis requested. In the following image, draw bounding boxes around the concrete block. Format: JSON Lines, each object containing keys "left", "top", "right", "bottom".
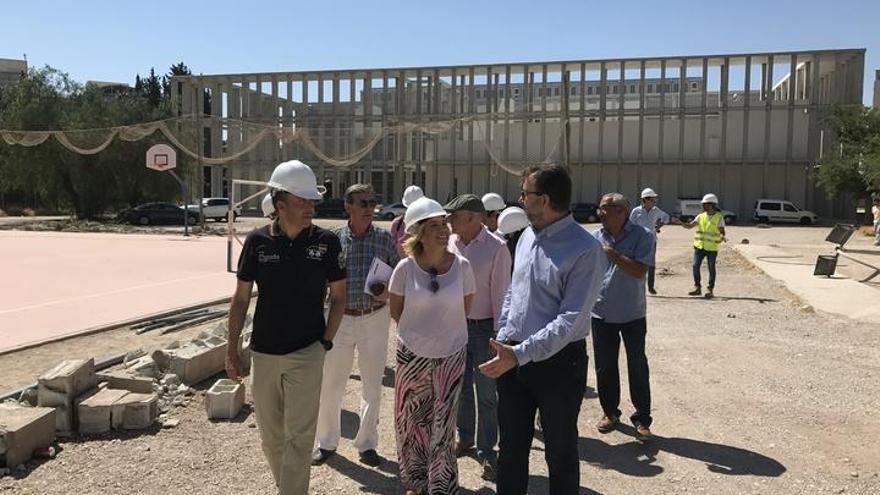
{"left": 36, "top": 386, "right": 73, "bottom": 433}
{"left": 96, "top": 371, "right": 155, "bottom": 394}
{"left": 111, "top": 393, "right": 158, "bottom": 430}
{"left": 124, "top": 355, "right": 160, "bottom": 378}
{"left": 37, "top": 359, "right": 96, "bottom": 397}
{"left": 0, "top": 404, "right": 56, "bottom": 467}
{"left": 77, "top": 389, "right": 129, "bottom": 435}
{"left": 164, "top": 338, "right": 227, "bottom": 386}
{"left": 205, "top": 379, "right": 245, "bottom": 420}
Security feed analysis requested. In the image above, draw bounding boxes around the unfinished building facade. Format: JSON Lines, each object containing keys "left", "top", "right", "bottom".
{"left": 171, "top": 48, "right": 865, "bottom": 218}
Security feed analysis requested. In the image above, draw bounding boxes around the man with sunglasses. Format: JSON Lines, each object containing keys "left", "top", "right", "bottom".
{"left": 480, "top": 164, "right": 606, "bottom": 495}
{"left": 227, "top": 160, "right": 347, "bottom": 495}
{"left": 445, "top": 194, "right": 512, "bottom": 481}
{"left": 313, "top": 183, "right": 400, "bottom": 468}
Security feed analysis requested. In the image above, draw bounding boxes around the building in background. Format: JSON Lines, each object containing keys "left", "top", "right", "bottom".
{"left": 0, "top": 58, "right": 27, "bottom": 88}
{"left": 172, "top": 48, "right": 865, "bottom": 219}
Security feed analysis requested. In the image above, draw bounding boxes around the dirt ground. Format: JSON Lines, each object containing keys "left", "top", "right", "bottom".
{"left": 2, "top": 241, "right": 880, "bottom": 493}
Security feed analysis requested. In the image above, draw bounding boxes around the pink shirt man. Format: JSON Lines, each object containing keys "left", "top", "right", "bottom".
{"left": 450, "top": 226, "right": 512, "bottom": 321}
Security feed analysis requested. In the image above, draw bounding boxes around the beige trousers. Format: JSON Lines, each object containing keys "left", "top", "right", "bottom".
{"left": 251, "top": 342, "right": 325, "bottom": 494}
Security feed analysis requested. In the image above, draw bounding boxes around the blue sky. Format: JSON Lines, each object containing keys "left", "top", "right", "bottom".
{"left": 3, "top": 0, "right": 878, "bottom": 104}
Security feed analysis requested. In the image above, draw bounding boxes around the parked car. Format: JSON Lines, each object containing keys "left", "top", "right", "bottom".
{"left": 571, "top": 202, "right": 599, "bottom": 223}
{"left": 121, "top": 202, "right": 200, "bottom": 226}
{"left": 753, "top": 199, "right": 818, "bottom": 225}
{"left": 675, "top": 199, "right": 737, "bottom": 224}
{"left": 314, "top": 198, "right": 347, "bottom": 218}
{"left": 187, "top": 197, "right": 242, "bottom": 222}
{"left": 374, "top": 202, "right": 406, "bottom": 220}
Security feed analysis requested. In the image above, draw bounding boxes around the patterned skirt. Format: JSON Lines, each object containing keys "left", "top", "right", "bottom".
{"left": 394, "top": 341, "right": 466, "bottom": 495}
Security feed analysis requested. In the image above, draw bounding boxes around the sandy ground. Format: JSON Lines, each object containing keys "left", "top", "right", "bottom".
{"left": 1, "top": 223, "right": 879, "bottom": 494}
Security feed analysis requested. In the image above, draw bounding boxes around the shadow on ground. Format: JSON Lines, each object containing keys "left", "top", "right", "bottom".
{"left": 578, "top": 424, "right": 785, "bottom": 478}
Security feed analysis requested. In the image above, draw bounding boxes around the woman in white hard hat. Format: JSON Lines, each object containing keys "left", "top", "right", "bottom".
{"left": 481, "top": 192, "right": 507, "bottom": 235}
{"left": 496, "top": 206, "right": 529, "bottom": 269}
{"left": 388, "top": 196, "right": 476, "bottom": 495}
{"left": 390, "top": 185, "right": 424, "bottom": 258}
{"left": 680, "top": 193, "right": 727, "bottom": 298}
{"left": 629, "top": 188, "right": 675, "bottom": 295}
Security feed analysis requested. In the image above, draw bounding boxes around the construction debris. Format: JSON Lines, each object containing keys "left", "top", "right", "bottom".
{"left": 37, "top": 359, "right": 97, "bottom": 433}
{"left": 131, "top": 309, "right": 228, "bottom": 335}
{"left": 205, "top": 379, "right": 244, "bottom": 420}
{"left": 0, "top": 404, "right": 56, "bottom": 468}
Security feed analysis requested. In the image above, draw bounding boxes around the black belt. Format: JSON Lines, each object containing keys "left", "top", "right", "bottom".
{"left": 466, "top": 317, "right": 493, "bottom": 325}
{"left": 344, "top": 303, "right": 386, "bottom": 317}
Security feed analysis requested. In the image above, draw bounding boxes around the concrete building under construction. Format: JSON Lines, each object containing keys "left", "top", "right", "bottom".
{"left": 170, "top": 48, "right": 866, "bottom": 219}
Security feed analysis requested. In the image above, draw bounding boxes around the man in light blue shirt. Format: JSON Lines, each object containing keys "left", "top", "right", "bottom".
{"left": 480, "top": 164, "right": 605, "bottom": 495}
{"left": 629, "top": 187, "right": 675, "bottom": 294}
{"left": 592, "top": 192, "right": 655, "bottom": 442}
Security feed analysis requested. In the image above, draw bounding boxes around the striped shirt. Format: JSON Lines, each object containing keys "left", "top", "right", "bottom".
{"left": 333, "top": 223, "right": 400, "bottom": 311}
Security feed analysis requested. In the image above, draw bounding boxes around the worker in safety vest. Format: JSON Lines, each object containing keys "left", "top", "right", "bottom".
{"left": 680, "top": 193, "right": 726, "bottom": 299}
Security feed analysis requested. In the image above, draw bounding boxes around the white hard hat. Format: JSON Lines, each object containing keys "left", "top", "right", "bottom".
{"left": 261, "top": 193, "right": 275, "bottom": 218}
{"left": 701, "top": 193, "right": 719, "bottom": 204}
{"left": 404, "top": 197, "right": 446, "bottom": 234}
{"left": 497, "top": 206, "right": 529, "bottom": 235}
{"left": 640, "top": 188, "right": 658, "bottom": 199}
{"left": 482, "top": 192, "right": 506, "bottom": 212}
{"left": 402, "top": 185, "right": 424, "bottom": 207}
{"left": 266, "top": 160, "right": 325, "bottom": 200}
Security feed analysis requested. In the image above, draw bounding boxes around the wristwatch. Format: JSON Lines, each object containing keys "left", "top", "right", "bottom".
{"left": 320, "top": 338, "right": 333, "bottom": 351}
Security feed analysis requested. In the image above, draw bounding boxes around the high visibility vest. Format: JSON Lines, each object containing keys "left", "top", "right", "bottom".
{"left": 693, "top": 212, "right": 722, "bottom": 251}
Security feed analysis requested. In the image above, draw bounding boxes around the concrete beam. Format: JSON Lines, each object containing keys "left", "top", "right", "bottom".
{"left": 0, "top": 404, "right": 55, "bottom": 468}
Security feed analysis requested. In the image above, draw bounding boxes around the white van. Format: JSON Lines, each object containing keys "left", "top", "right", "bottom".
{"left": 674, "top": 199, "right": 738, "bottom": 224}
{"left": 752, "top": 199, "right": 818, "bottom": 225}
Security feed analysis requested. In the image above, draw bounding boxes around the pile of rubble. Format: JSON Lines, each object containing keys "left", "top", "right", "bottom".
{"left": 0, "top": 319, "right": 251, "bottom": 472}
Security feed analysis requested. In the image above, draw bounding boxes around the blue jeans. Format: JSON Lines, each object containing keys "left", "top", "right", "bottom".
{"left": 457, "top": 318, "right": 498, "bottom": 461}
{"left": 692, "top": 248, "right": 718, "bottom": 289}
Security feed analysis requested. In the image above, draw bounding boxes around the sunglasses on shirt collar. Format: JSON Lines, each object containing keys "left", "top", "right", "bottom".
{"left": 428, "top": 268, "right": 440, "bottom": 293}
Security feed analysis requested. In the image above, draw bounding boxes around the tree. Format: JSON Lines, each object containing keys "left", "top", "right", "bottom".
{"left": 0, "top": 66, "right": 193, "bottom": 218}
{"left": 816, "top": 105, "right": 880, "bottom": 203}
{"left": 163, "top": 62, "right": 192, "bottom": 98}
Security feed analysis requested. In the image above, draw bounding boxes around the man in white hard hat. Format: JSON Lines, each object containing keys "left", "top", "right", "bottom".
{"left": 313, "top": 183, "right": 399, "bottom": 468}
{"left": 390, "top": 185, "right": 424, "bottom": 258}
{"left": 629, "top": 188, "right": 674, "bottom": 295}
{"left": 680, "top": 193, "right": 727, "bottom": 298}
{"left": 496, "top": 206, "right": 529, "bottom": 268}
{"left": 481, "top": 192, "right": 507, "bottom": 236}
{"left": 226, "top": 160, "right": 347, "bottom": 494}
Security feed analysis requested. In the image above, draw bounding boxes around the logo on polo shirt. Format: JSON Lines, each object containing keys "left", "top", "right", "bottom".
{"left": 256, "top": 245, "right": 280, "bottom": 264}
{"left": 306, "top": 243, "right": 328, "bottom": 261}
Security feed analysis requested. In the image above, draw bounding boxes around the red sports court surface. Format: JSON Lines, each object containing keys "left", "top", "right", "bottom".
{"left": 0, "top": 231, "right": 241, "bottom": 353}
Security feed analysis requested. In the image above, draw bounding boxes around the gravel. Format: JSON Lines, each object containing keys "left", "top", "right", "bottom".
{"left": 1, "top": 245, "right": 879, "bottom": 494}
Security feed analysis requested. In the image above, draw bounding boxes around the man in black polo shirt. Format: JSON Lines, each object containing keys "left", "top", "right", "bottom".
{"left": 226, "top": 160, "right": 346, "bottom": 495}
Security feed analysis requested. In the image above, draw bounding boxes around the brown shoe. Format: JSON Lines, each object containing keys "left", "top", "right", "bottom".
{"left": 596, "top": 415, "right": 619, "bottom": 433}
{"left": 454, "top": 441, "right": 473, "bottom": 458}
{"left": 636, "top": 424, "right": 653, "bottom": 442}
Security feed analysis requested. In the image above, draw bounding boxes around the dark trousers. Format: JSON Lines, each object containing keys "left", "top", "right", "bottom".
{"left": 692, "top": 248, "right": 718, "bottom": 289}
{"left": 591, "top": 317, "right": 652, "bottom": 428}
{"left": 496, "top": 340, "right": 586, "bottom": 495}
{"left": 646, "top": 265, "right": 656, "bottom": 290}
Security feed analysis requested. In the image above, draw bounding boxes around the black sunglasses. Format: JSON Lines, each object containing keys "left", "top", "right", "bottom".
{"left": 351, "top": 199, "right": 378, "bottom": 208}
{"left": 428, "top": 268, "right": 440, "bottom": 293}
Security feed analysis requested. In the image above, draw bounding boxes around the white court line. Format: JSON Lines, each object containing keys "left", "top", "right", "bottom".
{"left": 0, "top": 273, "right": 227, "bottom": 315}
